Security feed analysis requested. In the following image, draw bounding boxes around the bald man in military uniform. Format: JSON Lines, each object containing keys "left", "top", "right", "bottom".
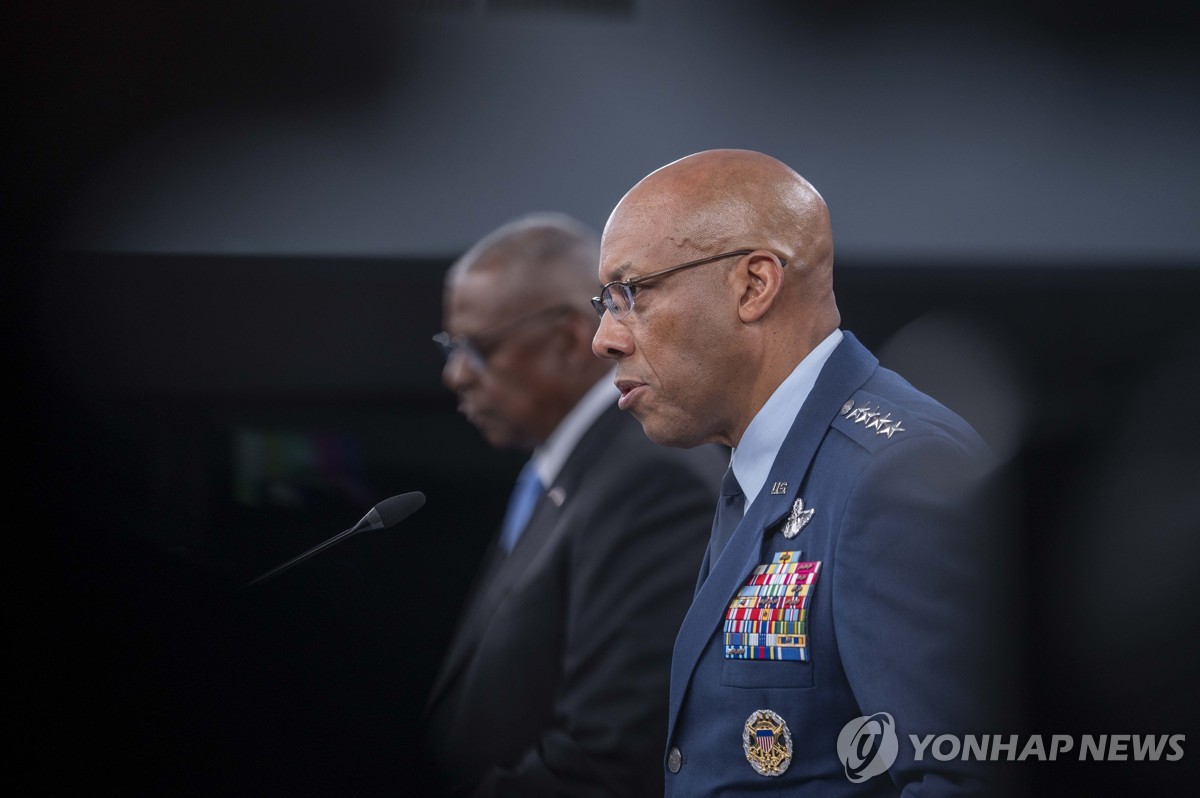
{"left": 591, "top": 151, "right": 1004, "bottom": 796}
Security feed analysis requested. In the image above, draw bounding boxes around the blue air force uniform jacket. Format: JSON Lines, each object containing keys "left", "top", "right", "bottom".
{"left": 665, "top": 332, "right": 1002, "bottom": 797}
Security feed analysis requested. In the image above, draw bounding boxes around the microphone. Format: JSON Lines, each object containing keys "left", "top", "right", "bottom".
{"left": 241, "top": 492, "right": 426, "bottom": 589}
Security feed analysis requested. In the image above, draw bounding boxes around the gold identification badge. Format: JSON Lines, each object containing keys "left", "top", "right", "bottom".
{"left": 743, "top": 709, "right": 793, "bottom": 776}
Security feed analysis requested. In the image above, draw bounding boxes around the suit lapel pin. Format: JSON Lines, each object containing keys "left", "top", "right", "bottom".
{"left": 770, "top": 481, "right": 788, "bottom": 495}
{"left": 782, "top": 498, "right": 814, "bottom": 539}
{"left": 547, "top": 486, "right": 566, "bottom": 507}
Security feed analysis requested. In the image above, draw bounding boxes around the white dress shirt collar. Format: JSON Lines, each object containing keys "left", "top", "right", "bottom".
{"left": 531, "top": 369, "right": 618, "bottom": 488}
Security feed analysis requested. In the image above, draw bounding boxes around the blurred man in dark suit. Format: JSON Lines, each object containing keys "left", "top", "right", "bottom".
{"left": 425, "top": 212, "right": 724, "bottom": 797}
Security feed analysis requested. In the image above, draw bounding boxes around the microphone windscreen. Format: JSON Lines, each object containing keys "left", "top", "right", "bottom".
{"left": 374, "top": 491, "right": 426, "bottom": 529}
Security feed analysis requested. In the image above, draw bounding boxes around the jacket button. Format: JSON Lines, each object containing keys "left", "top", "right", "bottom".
{"left": 667, "top": 746, "right": 682, "bottom": 773}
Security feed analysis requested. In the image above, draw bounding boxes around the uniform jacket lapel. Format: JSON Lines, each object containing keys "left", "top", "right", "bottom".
{"left": 666, "top": 333, "right": 878, "bottom": 737}
{"left": 428, "top": 493, "right": 562, "bottom": 705}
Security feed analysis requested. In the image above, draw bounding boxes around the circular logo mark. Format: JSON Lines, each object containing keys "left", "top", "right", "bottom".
{"left": 836, "top": 712, "right": 898, "bottom": 783}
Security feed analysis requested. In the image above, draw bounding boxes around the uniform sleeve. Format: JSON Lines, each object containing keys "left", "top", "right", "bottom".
{"left": 832, "top": 432, "right": 1008, "bottom": 797}
{"left": 471, "top": 453, "right": 716, "bottom": 798}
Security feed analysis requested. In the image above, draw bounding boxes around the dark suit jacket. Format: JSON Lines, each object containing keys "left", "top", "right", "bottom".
{"left": 665, "top": 332, "right": 1003, "bottom": 797}
{"left": 426, "top": 403, "right": 724, "bottom": 797}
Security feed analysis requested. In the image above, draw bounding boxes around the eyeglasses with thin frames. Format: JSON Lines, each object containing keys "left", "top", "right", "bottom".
{"left": 433, "top": 305, "right": 575, "bottom": 370}
{"left": 591, "top": 249, "right": 786, "bottom": 319}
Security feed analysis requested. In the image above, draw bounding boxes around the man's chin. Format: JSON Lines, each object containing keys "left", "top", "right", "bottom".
{"left": 634, "top": 412, "right": 704, "bottom": 450}
{"left": 475, "top": 423, "right": 537, "bottom": 453}
{"left": 479, "top": 427, "right": 516, "bottom": 450}
{"left": 465, "top": 416, "right": 510, "bottom": 449}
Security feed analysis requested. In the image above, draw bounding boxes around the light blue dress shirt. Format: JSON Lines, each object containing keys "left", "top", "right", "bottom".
{"left": 729, "top": 329, "right": 843, "bottom": 514}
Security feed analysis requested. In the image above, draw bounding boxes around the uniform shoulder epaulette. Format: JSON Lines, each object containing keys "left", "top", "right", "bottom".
{"left": 831, "top": 393, "right": 909, "bottom": 452}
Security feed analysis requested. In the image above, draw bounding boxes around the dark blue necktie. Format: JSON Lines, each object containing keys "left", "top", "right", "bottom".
{"left": 498, "top": 460, "right": 544, "bottom": 554}
{"left": 709, "top": 465, "right": 745, "bottom": 566}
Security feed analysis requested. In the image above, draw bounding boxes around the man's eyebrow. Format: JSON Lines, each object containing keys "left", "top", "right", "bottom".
{"left": 604, "top": 262, "right": 635, "bottom": 283}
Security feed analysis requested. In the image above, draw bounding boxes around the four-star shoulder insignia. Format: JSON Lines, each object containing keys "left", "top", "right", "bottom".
{"left": 843, "top": 401, "right": 906, "bottom": 439}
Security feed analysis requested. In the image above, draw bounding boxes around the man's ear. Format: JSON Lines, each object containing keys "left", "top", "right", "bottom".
{"left": 737, "top": 251, "right": 786, "bottom": 323}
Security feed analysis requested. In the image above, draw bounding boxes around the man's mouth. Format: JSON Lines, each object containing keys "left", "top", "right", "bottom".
{"left": 458, "top": 398, "right": 484, "bottom": 425}
{"left": 615, "top": 379, "right": 647, "bottom": 410}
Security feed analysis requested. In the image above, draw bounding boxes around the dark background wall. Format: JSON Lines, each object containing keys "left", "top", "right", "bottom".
{"left": 9, "top": 1, "right": 1200, "bottom": 795}
{"left": 14, "top": 0, "right": 1200, "bottom": 260}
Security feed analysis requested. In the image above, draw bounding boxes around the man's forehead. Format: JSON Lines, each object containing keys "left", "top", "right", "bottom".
{"left": 598, "top": 237, "right": 652, "bottom": 283}
{"left": 445, "top": 269, "right": 513, "bottom": 326}
{"left": 600, "top": 227, "right": 717, "bottom": 284}
{"left": 599, "top": 217, "right": 676, "bottom": 282}
{"left": 447, "top": 263, "right": 502, "bottom": 298}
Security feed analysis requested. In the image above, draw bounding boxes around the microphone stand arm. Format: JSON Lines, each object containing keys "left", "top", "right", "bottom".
{"left": 240, "top": 524, "right": 362, "bottom": 589}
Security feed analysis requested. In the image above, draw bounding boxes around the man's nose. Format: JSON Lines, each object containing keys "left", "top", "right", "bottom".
{"left": 442, "top": 350, "right": 479, "bottom": 391}
{"left": 592, "top": 311, "right": 633, "bottom": 360}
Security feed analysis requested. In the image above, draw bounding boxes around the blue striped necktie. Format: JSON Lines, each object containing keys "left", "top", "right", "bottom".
{"left": 498, "top": 460, "right": 544, "bottom": 554}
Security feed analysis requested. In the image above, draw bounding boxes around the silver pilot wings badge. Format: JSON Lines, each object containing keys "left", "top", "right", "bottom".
{"left": 782, "top": 498, "right": 814, "bottom": 539}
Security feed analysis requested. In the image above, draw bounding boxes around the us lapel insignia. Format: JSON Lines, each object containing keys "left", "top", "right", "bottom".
{"left": 782, "top": 498, "right": 814, "bottom": 539}
{"left": 743, "top": 709, "right": 793, "bottom": 776}
{"left": 770, "top": 481, "right": 788, "bottom": 495}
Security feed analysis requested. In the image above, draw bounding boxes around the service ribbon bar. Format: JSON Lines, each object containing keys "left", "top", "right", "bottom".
{"left": 724, "top": 555, "right": 821, "bottom": 662}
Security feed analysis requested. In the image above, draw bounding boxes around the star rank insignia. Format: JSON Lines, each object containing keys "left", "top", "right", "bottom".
{"left": 845, "top": 403, "right": 873, "bottom": 424}
{"left": 857, "top": 408, "right": 880, "bottom": 426}
{"left": 782, "top": 498, "right": 814, "bottom": 539}
{"left": 845, "top": 402, "right": 906, "bottom": 438}
{"left": 743, "top": 709, "right": 793, "bottom": 777}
